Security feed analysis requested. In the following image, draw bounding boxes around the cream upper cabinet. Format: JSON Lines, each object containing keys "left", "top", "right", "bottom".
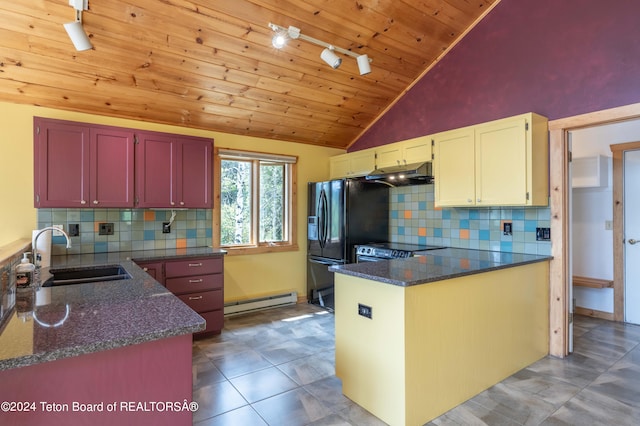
{"left": 375, "top": 144, "right": 403, "bottom": 169}
{"left": 329, "top": 149, "right": 376, "bottom": 179}
{"left": 434, "top": 112, "right": 548, "bottom": 207}
{"left": 433, "top": 128, "right": 476, "bottom": 206}
{"left": 376, "top": 136, "right": 432, "bottom": 169}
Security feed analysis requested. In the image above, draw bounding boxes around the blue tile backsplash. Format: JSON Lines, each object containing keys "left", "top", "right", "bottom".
{"left": 389, "top": 184, "right": 552, "bottom": 255}
{"left": 37, "top": 209, "right": 212, "bottom": 255}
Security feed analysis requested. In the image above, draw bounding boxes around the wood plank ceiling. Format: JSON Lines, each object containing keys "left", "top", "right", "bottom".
{"left": 0, "top": 0, "right": 497, "bottom": 149}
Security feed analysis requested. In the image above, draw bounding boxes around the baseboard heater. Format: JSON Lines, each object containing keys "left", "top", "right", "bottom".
{"left": 223, "top": 292, "right": 297, "bottom": 316}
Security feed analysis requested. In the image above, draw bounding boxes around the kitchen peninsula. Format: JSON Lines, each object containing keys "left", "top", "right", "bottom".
{"left": 0, "top": 245, "right": 225, "bottom": 426}
{"left": 331, "top": 248, "right": 551, "bottom": 426}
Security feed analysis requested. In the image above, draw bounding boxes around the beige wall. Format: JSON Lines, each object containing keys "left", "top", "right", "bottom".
{"left": 0, "top": 101, "right": 344, "bottom": 302}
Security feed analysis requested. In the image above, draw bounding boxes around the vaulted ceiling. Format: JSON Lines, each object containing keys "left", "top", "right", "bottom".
{"left": 0, "top": 0, "right": 497, "bottom": 148}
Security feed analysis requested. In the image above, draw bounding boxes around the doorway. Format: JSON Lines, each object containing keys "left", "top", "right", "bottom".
{"left": 611, "top": 142, "right": 640, "bottom": 325}
{"left": 548, "top": 102, "right": 640, "bottom": 357}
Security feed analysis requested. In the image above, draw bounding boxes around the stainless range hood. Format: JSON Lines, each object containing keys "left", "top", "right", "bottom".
{"left": 365, "top": 161, "right": 433, "bottom": 185}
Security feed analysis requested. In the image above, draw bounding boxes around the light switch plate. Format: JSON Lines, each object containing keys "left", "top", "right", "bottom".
{"left": 52, "top": 224, "right": 64, "bottom": 236}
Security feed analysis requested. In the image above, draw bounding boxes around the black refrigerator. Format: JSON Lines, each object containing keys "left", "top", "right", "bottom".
{"left": 307, "top": 178, "right": 389, "bottom": 310}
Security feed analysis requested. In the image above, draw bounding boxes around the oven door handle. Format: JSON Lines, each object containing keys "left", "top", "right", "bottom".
{"left": 356, "top": 255, "right": 387, "bottom": 263}
{"left": 308, "top": 257, "right": 345, "bottom": 266}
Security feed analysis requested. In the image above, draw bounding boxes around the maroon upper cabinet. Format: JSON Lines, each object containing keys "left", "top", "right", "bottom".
{"left": 90, "top": 127, "right": 135, "bottom": 208}
{"left": 135, "top": 131, "right": 213, "bottom": 209}
{"left": 34, "top": 118, "right": 135, "bottom": 208}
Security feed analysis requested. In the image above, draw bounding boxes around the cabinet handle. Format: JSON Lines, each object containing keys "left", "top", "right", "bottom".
{"left": 188, "top": 263, "right": 203, "bottom": 267}
{"left": 467, "top": 199, "right": 472, "bottom": 203}
{"left": 477, "top": 198, "right": 481, "bottom": 202}
{"left": 93, "top": 200, "right": 99, "bottom": 205}
{"left": 170, "top": 201, "right": 175, "bottom": 206}
{"left": 142, "top": 267, "right": 148, "bottom": 272}
{"left": 80, "top": 200, "right": 86, "bottom": 205}
{"left": 180, "top": 201, "right": 185, "bottom": 206}
{"left": 189, "top": 296, "right": 203, "bottom": 300}
{"left": 189, "top": 279, "right": 204, "bottom": 283}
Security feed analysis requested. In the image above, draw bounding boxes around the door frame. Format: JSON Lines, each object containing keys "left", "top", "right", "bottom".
{"left": 610, "top": 141, "right": 640, "bottom": 322}
{"left": 548, "top": 102, "right": 640, "bottom": 357}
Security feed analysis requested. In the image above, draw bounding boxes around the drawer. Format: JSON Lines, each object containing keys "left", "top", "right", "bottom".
{"left": 166, "top": 273, "right": 222, "bottom": 294}
{"left": 165, "top": 257, "right": 222, "bottom": 278}
{"left": 178, "top": 289, "right": 223, "bottom": 313}
{"left": 196, "top": 309, "right": 224, "bottom": 336}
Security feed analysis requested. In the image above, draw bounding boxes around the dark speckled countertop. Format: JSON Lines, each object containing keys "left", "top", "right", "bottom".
{"left": 0, "top": 247, "right": 226, "bottom": 372}
{"left": 329, "top": 248, "right": 551, "bottom": 287}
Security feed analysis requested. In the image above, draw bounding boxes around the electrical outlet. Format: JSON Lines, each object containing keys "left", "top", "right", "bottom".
{"left": 502, "top": 221, "right": 512, "bottom": 236}
{"left": 162, "top": 222, "right": 171, "bottom": 234}
{"left": 605, "top": 220, "right": 613, "bottom": 230}
{"left": 98, "top": 223, "right": 114, "bottom": 236}
{"left": 68, "top": 224, "right": 80, "bottom": 237}
{"left": 358, "top": 303, "right": 372, "bottom": 319}
{"left": 536, "top": 227, "right": 551, "bottom": 241}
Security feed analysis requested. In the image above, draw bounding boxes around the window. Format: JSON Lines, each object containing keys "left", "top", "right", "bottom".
{"left": 215, "top": 148, "right": 297, "bottom": 254}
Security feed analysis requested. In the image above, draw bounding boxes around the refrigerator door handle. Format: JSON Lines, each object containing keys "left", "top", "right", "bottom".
{"left": 318, "top": 189, "right": 329, "bottom": 248}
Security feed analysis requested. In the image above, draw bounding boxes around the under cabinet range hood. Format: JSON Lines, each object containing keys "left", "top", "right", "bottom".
{"left": 365, "top": 161, "right": 433, "bottom": 185}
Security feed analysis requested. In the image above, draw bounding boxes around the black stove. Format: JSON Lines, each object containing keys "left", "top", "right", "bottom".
{"left": 355, "top": 242, "right": 446, "bottom": 262}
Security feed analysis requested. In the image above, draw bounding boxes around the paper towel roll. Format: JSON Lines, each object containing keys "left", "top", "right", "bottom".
{"left": 32, "top": 229, "right": 52, "bottom": 268}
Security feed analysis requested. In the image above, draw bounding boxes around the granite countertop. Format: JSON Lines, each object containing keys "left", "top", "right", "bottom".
{"left": 0, "top": 247, "right": 226, "bottom": 372}
{"left": 330, "top": 248, "right": 552, "bottom": 287}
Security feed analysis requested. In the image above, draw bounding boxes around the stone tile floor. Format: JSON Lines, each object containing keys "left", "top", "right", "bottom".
{"left": 192, "top": 304, "right": 640, "bottom": 425}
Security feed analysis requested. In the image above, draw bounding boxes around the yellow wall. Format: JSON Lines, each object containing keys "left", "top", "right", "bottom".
{"left": 0, "top": 101, "right": 344, "bottom": 302}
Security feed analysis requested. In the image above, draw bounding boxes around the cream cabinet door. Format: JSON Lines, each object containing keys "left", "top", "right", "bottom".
{"left": 329, "top": 150, "right": 376, "bottom": 179}
{"left": 475, "top": 116, "right": 528, "bottom": 205}
{"left": 433, "top": 128, "right": 475, "bottom": 207}
{"left": 402, "top": 137, "right": 431, "bottom": 164}
{"left": 376, "top": 144, "right": 403, "bottom": 169}
{"left": 376, "top": 137, "right": 431, "bottom": 169}
{"left": 348, "top": 150, "right": 376, "bottom": 176}
{"left": 329, "top": 154, "right": 351, "bottom": 179}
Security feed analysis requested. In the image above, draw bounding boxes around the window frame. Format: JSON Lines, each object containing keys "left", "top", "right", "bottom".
{"left": 213, "top": 147, "right": 298, "bottom": 255}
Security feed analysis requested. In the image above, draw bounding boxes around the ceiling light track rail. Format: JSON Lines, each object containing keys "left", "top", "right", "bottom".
{"left": 268, "top": 23, "right": 372, "bottom": 75}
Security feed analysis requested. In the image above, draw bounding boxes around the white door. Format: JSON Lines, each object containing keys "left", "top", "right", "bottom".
{"left": 624, "top": 149, "right": 640, "bottom": 324}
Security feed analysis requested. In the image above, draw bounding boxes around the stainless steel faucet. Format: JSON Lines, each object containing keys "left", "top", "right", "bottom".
{"left": 33, "top": 226, "right": 72, "bottom": 267}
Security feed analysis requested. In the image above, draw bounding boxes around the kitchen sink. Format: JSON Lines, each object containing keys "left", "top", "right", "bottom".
{"left": 42, "top": 265, "right": 131, "bottom": 287}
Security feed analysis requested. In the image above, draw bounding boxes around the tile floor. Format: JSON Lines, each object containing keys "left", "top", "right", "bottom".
{"left": 192, "top": 304, "right": 640, "bottom": 425}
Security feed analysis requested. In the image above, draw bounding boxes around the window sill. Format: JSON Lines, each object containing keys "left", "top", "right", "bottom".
{"left": 217, "top": 244, "right": 299, "bottom": 256}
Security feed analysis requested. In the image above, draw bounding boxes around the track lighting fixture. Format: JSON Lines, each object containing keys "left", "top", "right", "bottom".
{"left": 64, "top": 0, "right": 92, "bottom": 51}
{"left": 320, "top": 48, "right": 342, "bottom": 69}
{"left": 268, "top": 23, "right": 372, "bottom": 75}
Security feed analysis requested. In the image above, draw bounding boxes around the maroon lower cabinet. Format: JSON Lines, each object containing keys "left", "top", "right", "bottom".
{"left": 135, "top": 260, "right": 165, "bottom": 285}
{"left": 165, "top": 256, "right": 224, "bottom": 337}
{"left": 136, "top": 256, "right": 225, "bottom": 336}
{"left": 0, "top": 334, "right": 194, "bottom": 426}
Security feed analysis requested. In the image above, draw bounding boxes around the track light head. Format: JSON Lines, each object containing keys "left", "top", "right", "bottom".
{"left": 64, "top": 0, "right": 92, "bottom": 51}
{"left": 272, "top": 31, "right": 287, "bottom": 49}
{"left": 357, "top": 55, "right": 371, "bottom": 75}
{"left": 321, "top": 48, "right": 342, "bottom": 69}
{"left": 64, "top": 20, "right": 92, "bottom": 51}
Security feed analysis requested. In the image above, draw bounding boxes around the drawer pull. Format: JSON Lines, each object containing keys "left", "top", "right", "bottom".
{"left": 188, "top": 263, "right": 203, "bottom": 267}
{"left": 189, "top": 296, "right": 203, "bottom": 300}
{"left": 189, "top": 279, "right": 204, "bottom": 283}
